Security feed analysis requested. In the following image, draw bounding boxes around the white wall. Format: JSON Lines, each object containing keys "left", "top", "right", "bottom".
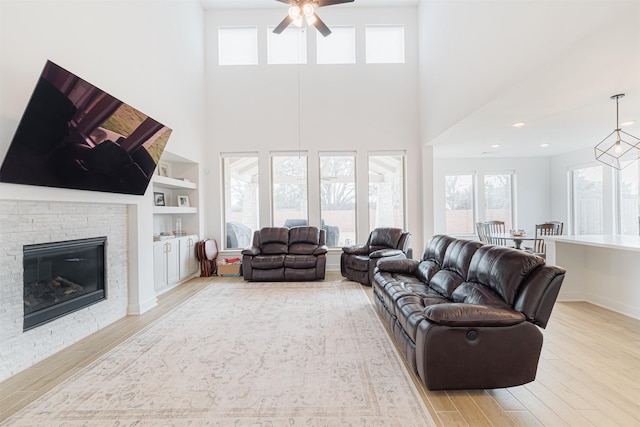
{"left": 203, "top": 7, "right": 424, "bottom": 260}
{"left": 433, "top": 156, "right": 552, "bottom": 235}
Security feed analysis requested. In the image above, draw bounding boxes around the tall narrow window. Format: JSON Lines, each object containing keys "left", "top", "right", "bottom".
{"left": 320, "top": 154, "right": 356, "bottom": 247}
{"left": 272, "top": 154, "right": 308, "bottom": 226}
{"left": 218, "top": 27, "right": 258, "bottom": 65}
{"left": 222, "top": 155, "right": 259, "bottom": 249}
{"left": 484, "top": 173, "right": 513, "bottom": 230}
{"left": 619, "top": 161, "right": 639, "bottom": 235}
{"left": 571, "top": 165, "right": 603, "bottom": 235}
{"left": 369, "top": 154, "right": 405, "bottom": 230}
{"left": 267, "top": 26, "right": 307, "bottom": 64}
{"left": 365, "top": 25, "right": 405, "bottom": 64}
{"left": 445, "top": 174, "right": 475, "bottom": 234}
{"left": 317, "top": 26, "right": 356, "bottom": 64}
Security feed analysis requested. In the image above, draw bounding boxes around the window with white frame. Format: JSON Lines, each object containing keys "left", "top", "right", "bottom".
{"left": 619, "top": 161, "right": 639, "bottom": 235}
{"left": 484, "top": 173, "right": 514, "bottom": 230}
{"left": 222, "top": 155, "right": 260, "bottom": 249}
{"left": 368, "top": 154, "right": 405, "bottom": 230}
{"left": 267, "top": 26, "right": 307, "bottom": 64}
{"left": 571, "top": 165, "right": 604, "bottom": 235}
{"left": 272, "top": 154, "right": 308, "bottom": 226}
{"left": 445, "top": 174, "right": 475, "bottom": 234}
{"left": 317, "top": 26, "right": 356, "bottom": 64}
{"left": 218, "top": 27, "right": 258, "bottom": 65}
{"left": 320, "top": 153, "right": 356, "bottom": 246}
{"left": 365, "top": 25, "right": 405, "bottom": 64}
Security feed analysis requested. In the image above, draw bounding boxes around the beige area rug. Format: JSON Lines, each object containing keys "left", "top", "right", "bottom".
{"left": 5, "top": 279, "right": 435, "bottom": 426}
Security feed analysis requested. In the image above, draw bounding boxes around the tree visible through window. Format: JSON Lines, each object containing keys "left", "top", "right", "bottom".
{"left": 222, "top": 156, "right": 259, "bottom": 249}
{"left": 320, "top": 155, "right": 356, "bottom": 246}
{"left": 572, "top": 165, "right": 603, "bottom": 235}
{"left": 484, "top": 174, "right": 513, "bottom": 230}
{"left": 369, "top": 154, "right": 405, "bottom": 231}
{"left": 272, "top": 155, "right": 308, "bottom": 226}
{"left": 445, "top": 174, "right": 474, "bottom": 234}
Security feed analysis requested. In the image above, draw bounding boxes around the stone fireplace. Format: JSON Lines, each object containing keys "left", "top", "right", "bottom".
{"left": 0, "top": 200, "right": 128, "bottom": 381}
{"left": 23, "top": 236, "right": 107, "bottom": 331}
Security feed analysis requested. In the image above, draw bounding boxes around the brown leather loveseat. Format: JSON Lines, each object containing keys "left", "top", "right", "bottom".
{"left": 372, "top": 235, "right": 565, "bottom": 390}
{"left": 241, "top": 226, "right": 328, "bottom": 281}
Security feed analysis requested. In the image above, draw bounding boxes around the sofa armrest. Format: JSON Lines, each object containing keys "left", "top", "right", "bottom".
{"left": 342, "top": 244, "right": 369, "bottom": 255}
{"left": 314, "top": 245, "right": 328, "bottom": 255}
{"left": 423, "top": 303, "right": 525, "bottom": 327}
{"left": 376, "top": 258, "right": 419, "bottom": 275}
{"left": 241, "top": 246, "right": 261, "bottom": 256}
{"left": 370, "top": 248, "right": 405, "bottom": 259}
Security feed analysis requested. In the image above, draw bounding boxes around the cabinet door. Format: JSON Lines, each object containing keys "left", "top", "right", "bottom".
{"left": 153, "top": 242, "right": 168, "bottom": 290}
{"left": 166, "top": 239, "right": 180, "bottom": 285}
{"left": 179, "top": 236, "right": 198, "bottom": 280}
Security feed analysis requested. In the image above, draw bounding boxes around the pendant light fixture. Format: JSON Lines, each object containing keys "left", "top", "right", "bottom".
{"left": 594, "top": 94, "right": 640, "bottom": 170}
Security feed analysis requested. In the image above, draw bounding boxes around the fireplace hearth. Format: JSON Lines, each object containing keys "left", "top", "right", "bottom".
{"left": 23, "top": 237, "right": 107, "bottom": 331}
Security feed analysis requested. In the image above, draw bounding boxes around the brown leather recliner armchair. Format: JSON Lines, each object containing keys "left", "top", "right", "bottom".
{"left": 340, "top": 227, "right": 411, "bottom": 286}
{"left": 241, "top": 226, "right": 327, "bottom": 281}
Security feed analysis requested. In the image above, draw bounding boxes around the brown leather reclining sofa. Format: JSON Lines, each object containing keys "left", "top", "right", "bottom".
{"left": 372, "top": 234, "right": 565, "bottom": 390}
{"left": 241, "top": 226, "right": 328, "bottom": 281}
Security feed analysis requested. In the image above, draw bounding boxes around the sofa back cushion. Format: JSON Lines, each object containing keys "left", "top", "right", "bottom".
{"left": 368, "top": 228, "right": 404, "bottom": 251}
{"left": 415, "top": 235, "right": 456, "bottom": 283}
{"left": 428, "top": 239, "right": 483, "bottom": 298}
{"left": 467, "top": 245, "right": 544, "bottom": 305}
{"left": 289, "top": 226, "right": 320, "bottom": 255}
{"left": 258, "top": 227, "right": 290, "bottom": 254}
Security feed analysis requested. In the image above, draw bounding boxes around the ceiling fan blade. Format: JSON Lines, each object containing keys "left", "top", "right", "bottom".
{"left": 316, "top": 0, "right": 354, "bottom": 7}
{"left": 312, "top": 14, "right": 332, "bottom": 37}
{"left": 274, "top": 0, "right": 293, "bottom": 4}
{"left": 273, "top": 15, "right": 293, "bottom": 34}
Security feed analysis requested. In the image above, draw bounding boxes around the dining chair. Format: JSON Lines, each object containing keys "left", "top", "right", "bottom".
{"left": 545, "top": 221, "right": 564, "bottom": 235}
{"left": 476, "top": 222, "right": 490, "bottom": 244}
{"left": 485, "top": 220, "right": 508, "bottom": 246}
{"left": 528, "top": 222, "right": 563, "bottom": 257}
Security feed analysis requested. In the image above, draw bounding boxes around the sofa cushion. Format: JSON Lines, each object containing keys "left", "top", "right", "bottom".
{"left": 251, "top": 254, "right": 285, "bottom": 269}
{"left": 289, "top": 226, "right": 320, "bottom": 255}
{"left": 258, "top": 227, "right": 289, "bottom": 254}
{"left": 423, "top": 303, "right": 525, "bottom": 327}
{"left": 284, "top": 254, "right": 318, "bottom": 269}
{"left": 428, "top": 239, "right": 483, "bottom": 298}
{"left": 467, "top": 245, "right": 544, "bottom": 305}
{"left": 369, "top": 227, "right": 403, "bottom": 251}
{"left": 451, "top": 282, "right": 512, "bottom": 308}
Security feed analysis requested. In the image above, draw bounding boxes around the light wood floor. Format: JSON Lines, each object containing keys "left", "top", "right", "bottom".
{"left": 1, "top": 274, "right": 639, "bottom": 426}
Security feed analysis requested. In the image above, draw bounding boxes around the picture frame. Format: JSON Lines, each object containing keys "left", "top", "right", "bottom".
{"left": 158, "top": 162, "right": 170, "bottom": 177}
{"left": 177, "top": 195, "right": 190, "bottom": 208}
{"left": 154, "top": 192, "right": 165, "bottom": 206}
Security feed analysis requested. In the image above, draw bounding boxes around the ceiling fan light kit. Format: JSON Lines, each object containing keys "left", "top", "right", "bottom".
{"left": 274, "top": 0, "right": 355, "bottom": 37}
{"left": 594, "top": 94, "right": 640, "bottom": 170}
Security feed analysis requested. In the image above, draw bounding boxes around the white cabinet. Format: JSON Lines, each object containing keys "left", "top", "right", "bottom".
{"left": 154, "top": 235, "right": 199, "bottom": 293}
{"left": 153, "top": 239, "right": 180, "bottom": 292}
{"left": 179, "top": 235, "right": 198, "bottom": 280}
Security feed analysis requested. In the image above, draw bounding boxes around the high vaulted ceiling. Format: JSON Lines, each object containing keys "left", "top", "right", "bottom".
{"left": 202, "top": 0, "right": 640, "bottom": 158}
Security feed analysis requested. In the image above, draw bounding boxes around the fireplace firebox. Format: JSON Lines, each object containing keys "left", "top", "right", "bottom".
{"left": 23, "top": 236, "right": 107, "bottom": 331}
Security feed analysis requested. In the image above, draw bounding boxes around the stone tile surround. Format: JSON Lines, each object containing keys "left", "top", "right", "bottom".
{"left": 0, "top": 200, "right": 128, "bottom": 381}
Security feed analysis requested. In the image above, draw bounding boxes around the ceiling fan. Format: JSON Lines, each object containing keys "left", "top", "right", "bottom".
{"left": 273, "top": 0, "right": 354, "bottom": 37}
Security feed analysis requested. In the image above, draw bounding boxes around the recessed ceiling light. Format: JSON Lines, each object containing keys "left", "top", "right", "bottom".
{"left": 621, "top": 120, "right": 635, "bottom": 126}
{"left": 512, "top": 122, "right": 526, "bottom": 128}
{"left": 540, "top": 143, "right": 549, "bottom": 148}
{"left": 490, "top": 144, "right": 500, "bottom": 148}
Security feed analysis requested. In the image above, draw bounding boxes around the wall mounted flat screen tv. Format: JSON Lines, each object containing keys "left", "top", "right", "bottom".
{"left": 0, "top": 60, "right": 171, "bottom": 195}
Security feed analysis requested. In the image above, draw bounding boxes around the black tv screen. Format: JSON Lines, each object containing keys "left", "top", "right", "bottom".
{"left": 0, "top": 60, "right": 171, "bottom": 195}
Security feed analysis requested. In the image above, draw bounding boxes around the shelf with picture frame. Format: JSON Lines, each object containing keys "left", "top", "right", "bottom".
{"left": 152, "top": 151, "right": 200, "bottom": 240}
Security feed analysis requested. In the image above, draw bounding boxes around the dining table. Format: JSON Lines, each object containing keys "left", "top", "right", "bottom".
{"left": 492, "top": 233, "right": 536, "bottom": 250}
